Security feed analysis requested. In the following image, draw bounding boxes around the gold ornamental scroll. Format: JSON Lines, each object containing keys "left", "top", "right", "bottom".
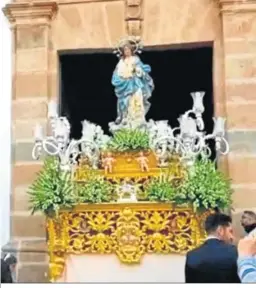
{"left": 47, "top": 203, "right": 209, "bottom": 282}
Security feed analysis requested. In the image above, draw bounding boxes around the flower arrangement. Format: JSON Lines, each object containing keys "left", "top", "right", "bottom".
{"left": 28, "top": 157, "right": 232, "bottom": 216}
{"left": 176, "top": 159, "right": 232, "bottom": 211}
{"left": 145, "top": 174, "right": 177, "bottom": 202}
{"left": 27, "top": 157, "right": 77, "bottom": 217}
{"left": 107, "top": 129, "right": 150, "bottom": 152}
{"left": 75, "top": 172, "right": 114, "bottom": 203}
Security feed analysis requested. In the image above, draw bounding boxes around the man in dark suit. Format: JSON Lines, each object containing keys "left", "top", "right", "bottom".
{"left": 185, "top": 213, "right": 240, "bottom": 283}
{"left": 1, "top": 258, "right": 13, "bottom": 283}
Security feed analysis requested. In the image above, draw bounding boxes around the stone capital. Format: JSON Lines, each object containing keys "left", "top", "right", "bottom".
{"left": 2, "top": 1, "right": 58, "bottom": 27}
{"left": 218, "top": 0, "right": 256, "bottom": 14}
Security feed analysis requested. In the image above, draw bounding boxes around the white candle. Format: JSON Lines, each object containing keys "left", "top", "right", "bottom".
{"left": 179, "top": 116, "right": 197, "bottom": 137}
{"left": 54, "top": 120, "right": 66, "bottom": 137}
{"left": 213, "top": 117, "right": 226, "bottom": 137}
{"left": 48, "top": 100, "right": 58, "bottom": 118}
{"left": 191, "top": 92, "right": 205, "bottom": 114}
{"left": 34, "top": 124, "right": 43, "bottom": 140}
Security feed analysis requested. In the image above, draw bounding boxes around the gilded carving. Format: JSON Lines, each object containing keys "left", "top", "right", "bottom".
{"left": 47, "top": 216, "right": 67, "bottom": 281}
{"left": 47, "top": 203, "right": 207, "bottom": 282}
{"left": 73, "top": 151, "right": 185, "bottom": 183}
{"left": 114, "top": 207, "right": 145, "bottom": 263}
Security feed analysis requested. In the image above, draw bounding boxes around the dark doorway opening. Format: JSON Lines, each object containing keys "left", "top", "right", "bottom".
{"left": 60, "top": 44, "right": 214, "bottom": 144}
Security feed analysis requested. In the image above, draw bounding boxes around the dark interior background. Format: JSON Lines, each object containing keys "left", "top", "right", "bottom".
{"left": 60, "top": 45, "right": 214, "bottom": 149}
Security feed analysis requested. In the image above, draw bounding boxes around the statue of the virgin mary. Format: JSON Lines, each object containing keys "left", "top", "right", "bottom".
{"left": 111, "top": 37, "right": 154, "bottom": 129}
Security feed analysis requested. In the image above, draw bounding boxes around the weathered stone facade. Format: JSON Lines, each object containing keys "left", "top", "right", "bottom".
{"left": 2, "top": 0, "right": 256, "bottom": 282}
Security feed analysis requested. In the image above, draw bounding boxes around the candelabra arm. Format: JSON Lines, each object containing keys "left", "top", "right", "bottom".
{"left": 183, "top": 110, "right": 194, "bottom": 118}
{"left": 201, "top": 146, "right": 212, "bottom": 159}
{"left": 65, "top": 139, "right": 97, "bottom": 158}
{"left": 196, "top": 116, "right": 204, "bottom": 131}
{"left": 171, "top": 127, "right": 180, "bottom": 136}
{"left": 32, "top": 141, "right": 43, "bottom": 160}
{"left": 42, "top": 138, "right": 61, "bottom": 156}
{"left": 217, "top": 137, "right": 230, "bottom": 155}
{"left": 204, "top": 133, "right": 215, "bottom": 141}
{"left": 193, "top": 137, "right": 204, "bottom": 155}
{"left": 182, "top": 110, "right": 204, "bottom": 131}
{"left": 152, "top": 135, "right": 186, "bottom": 155}
{"left": 62, "top": 138, "right": 100, "bottom": 168}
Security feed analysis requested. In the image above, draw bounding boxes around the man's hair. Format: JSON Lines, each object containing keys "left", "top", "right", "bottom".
{"left": 204, "top": 213, "right": 232, "bottom": 234}
{"left": 243, "top": 210, "right": 256, "bottom": 220}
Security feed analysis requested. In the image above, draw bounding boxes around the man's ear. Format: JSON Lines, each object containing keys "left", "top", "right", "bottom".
{"left": 215, "top": 226, "right": 222, "bottom": 237}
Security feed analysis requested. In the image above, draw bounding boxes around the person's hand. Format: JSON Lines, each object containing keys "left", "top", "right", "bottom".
{"left": 238, "top": 238, "right": 256, "bottom": 257}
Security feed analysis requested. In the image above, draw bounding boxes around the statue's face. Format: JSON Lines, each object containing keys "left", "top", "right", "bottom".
{"left": 124, "top": 45, "right": 132, "bottom": 57}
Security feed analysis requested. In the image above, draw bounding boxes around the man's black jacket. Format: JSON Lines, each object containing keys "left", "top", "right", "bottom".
{"left": 185, "top": 238, "right": 240, "bottom": 283}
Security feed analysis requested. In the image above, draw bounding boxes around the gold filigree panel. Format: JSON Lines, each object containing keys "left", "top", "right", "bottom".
{"left": 47, "top": 203, "right": 208, "bottom": 281}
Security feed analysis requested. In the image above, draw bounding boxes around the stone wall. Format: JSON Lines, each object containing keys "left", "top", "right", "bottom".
{"left": 3, "top": 1, "right": 56, "bottom": 281}
{"left": 2, "top": 0, "right": 256, "bottom": 282}
{"left": 220, "top": 0, "right": 256, "bottom": 235}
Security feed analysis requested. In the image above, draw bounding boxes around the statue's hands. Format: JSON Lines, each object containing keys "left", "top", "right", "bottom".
{"left": 122, "top": 72, "right": 133, "bottom": 79}
{"left": 135, "top": 66, "right": 143, "bottom": 77}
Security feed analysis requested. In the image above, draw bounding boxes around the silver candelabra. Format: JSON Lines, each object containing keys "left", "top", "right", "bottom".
{"left": 148, "top": 92, "right": 229, "bottom": 166}
{"left": 32, "top": 101, "right": 107, "bottom": 171}
{"left": 32, "top": 92, "right": 229, "bottom": 170}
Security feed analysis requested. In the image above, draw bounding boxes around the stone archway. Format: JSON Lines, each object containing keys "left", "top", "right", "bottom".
{"left": 2, "top": 0, "right": 256, "bottom": 282}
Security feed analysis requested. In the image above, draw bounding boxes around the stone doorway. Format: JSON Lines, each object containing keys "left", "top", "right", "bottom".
{"left": 60, "top": 50, "right": 117, "bottom": 138}
{"left": 143, "top": 44, "right": 214, "bottom": 132}
{"left": 60, "top": 44, "right": 214, "bottom": 141}
{"left": 3, "top": 0, "right": 256, "bottom": 282}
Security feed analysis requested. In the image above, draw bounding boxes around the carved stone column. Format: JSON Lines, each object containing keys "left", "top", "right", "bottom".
{"left": 218, "top": 0, "right": 256, "bottom": 235}
{"left": 2, "top": 1, "right": 58, "bottom": 282}
{"left": 3, "top": 1, "right": 57, "bottom": 100}
{"left": 125, "top": 0, "right": 143, "bottom": 37}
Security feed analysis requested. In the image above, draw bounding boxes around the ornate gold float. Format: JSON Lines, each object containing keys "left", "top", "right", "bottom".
{"left": 27, "top": 34, "right": 231, "bottom": 284}
{"left": 47, "top": 202, "right": 210, "bottom": 282}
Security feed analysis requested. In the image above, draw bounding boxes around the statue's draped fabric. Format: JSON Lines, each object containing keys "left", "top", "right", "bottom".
{"left": 112, "top": 55, "right": 154, "bottom": 125}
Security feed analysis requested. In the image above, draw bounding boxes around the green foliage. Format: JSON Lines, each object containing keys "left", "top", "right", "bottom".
{"left": 146, "top": 174, "right": 177, "bottom": 202}
{"left": 27, "top": 157, "right": 76, "bottom": 217}
{"left": 27, "top": 157, "right": 232, "bottom": 214}
{"left": 177, "top": 159, "right": 232, "bottom": 211}
{"left": 145, "top": 159, "right": 232, "bottom": 210}
{"left": 107, "top": 129, "right": 150, "bottom": 152}
{"left": 76, "top": 173, "right": 114, "bottom": 203}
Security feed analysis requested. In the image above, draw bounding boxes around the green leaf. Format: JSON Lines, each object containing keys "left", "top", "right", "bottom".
{"left": 27, "top": 156, "right": 76, "bottom": 217}
{"left": 107, "top": 129, "right": 150, "bottom": 152}
{"left": 176, "top": 158, "right": 232, "bottom": 211}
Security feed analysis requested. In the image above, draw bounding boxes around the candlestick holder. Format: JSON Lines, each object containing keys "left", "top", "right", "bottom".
{"left": 32, "top": 105, "right": 109, "bottom": 171}
{"left": 147, "top": 92, "right": 229, "bottom": 166}
{"left": 32, "top": 92, "right": 229, "bottom": 171}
